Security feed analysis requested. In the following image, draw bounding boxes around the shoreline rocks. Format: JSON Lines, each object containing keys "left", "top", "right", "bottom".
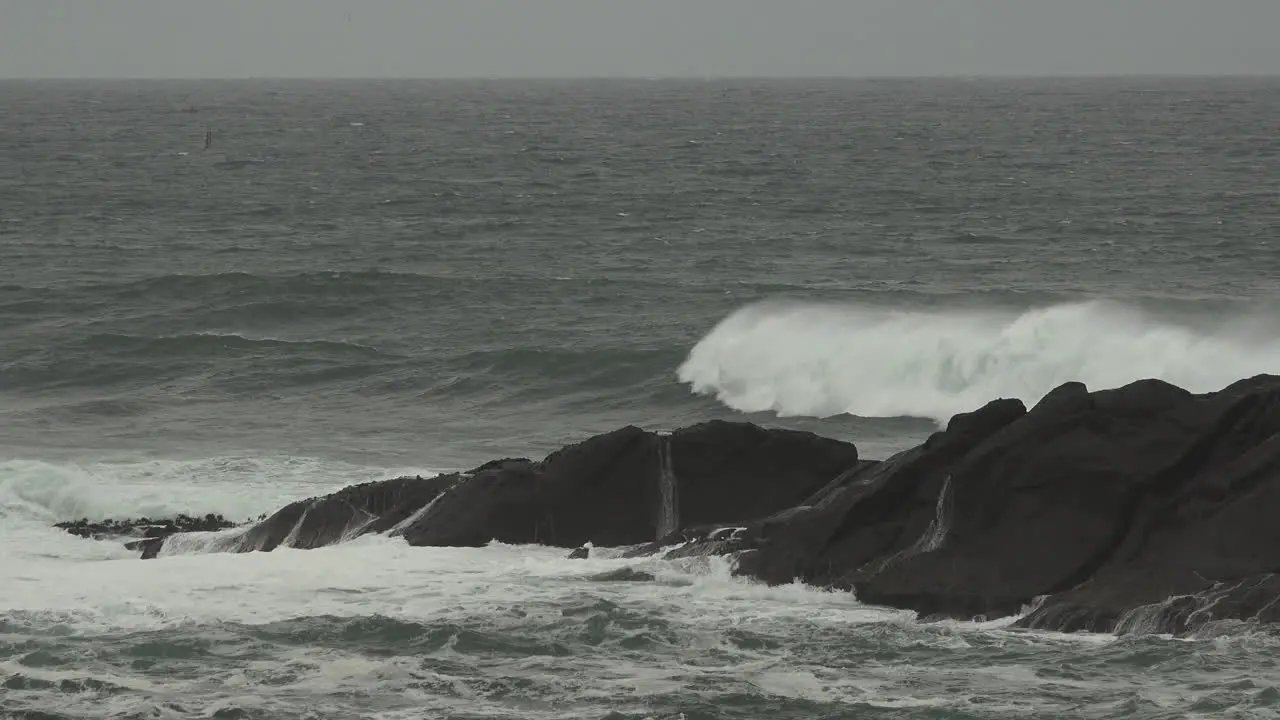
{"left": 55, "top": 374, "right": 1280, "bottom": 637}
{"left": 54, "top": 513, "right": 242, "bottom": 559}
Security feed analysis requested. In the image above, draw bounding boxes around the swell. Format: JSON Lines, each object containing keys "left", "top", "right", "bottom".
{"left": 0, "top": 271, "right": 1087, "bottom": 315}
{"left": 0, "top": 332, "right": 397, "bottom": 393}
{"left": 678, "top": 299, "right": 1280, "bottom": 423}
{"left": 2, "top": 269, "right": 679, "bottom": 300}
{"left": 76, "top": 332, "right": 388, "bottom": 358}
{"left": 2, "top": 330, "right": 685, "bottom": 402}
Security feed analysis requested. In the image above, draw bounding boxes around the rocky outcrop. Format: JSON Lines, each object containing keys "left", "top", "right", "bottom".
{"left": 656, "top": 374, "right": 1280, "bottom": 636}
{"left": 1016, "top": 377, "right": 1280, "bottom": 632}
{"left": 54, "top": 375, "right": 1280, "bottom": 637}
{"left": 62, "top": 421, "right": 860, "bottom": 560}
{"left": 399, "top": 421, "right": 861, "bottom": 548}
{"left": 54, "top": 513, "right": 239, "bottom": 555}
{"left": 213, "top": 473, "right": 463, "bottom": 555}
{"left": 57, "top": 474, "right": 464, "bottom": 559}
{"left": 645, "top": 396, "right": 1028, "bottom": 590}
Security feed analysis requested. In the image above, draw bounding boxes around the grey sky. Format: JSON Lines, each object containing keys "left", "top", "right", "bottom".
{"left": 2, "top": 0, "right": 1278, "bottom": 79}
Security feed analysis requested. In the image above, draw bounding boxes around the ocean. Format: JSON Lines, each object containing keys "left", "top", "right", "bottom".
{"left": 2, "top": 77, "right": 1279, "bottom": 719}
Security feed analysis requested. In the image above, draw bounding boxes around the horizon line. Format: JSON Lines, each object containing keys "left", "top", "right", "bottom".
{"left": 3, "top": 72, "right": 1280, "bottom": 82}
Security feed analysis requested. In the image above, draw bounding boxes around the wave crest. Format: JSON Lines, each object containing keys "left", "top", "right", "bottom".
{"left": 677, "top": 300, "right": 1280, "bottom": 423}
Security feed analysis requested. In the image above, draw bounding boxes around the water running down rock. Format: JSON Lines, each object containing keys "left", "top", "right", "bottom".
{"left": 59, "top": 375, "right": 1280, "bottom": 637}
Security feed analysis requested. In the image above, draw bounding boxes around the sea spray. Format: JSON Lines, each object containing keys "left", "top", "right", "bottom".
{"left": 678, "top": 299, "right": 1280, "bottom": 422}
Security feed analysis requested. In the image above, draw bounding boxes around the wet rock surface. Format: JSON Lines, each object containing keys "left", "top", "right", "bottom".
{"left": 55, "top": 513, "right": 239, "bottom": 542}
{"left": 55, "top": 376, "right": 1280, "bottom": 636}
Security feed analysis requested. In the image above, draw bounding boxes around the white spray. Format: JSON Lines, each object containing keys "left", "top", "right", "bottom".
{"left": 678, "top": 299, "right": 1280, "bottom": 422}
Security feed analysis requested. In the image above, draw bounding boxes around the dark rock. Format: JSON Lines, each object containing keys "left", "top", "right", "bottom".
{"left": 232, "top": 473, "right": 461, "bottom": 553}
{"left": 1026, "top": 380, "right": 1091, "bottom": 416}
{"left": 66, "top": 475, "right": 461, "bottom": 558}
{"left": 851, "top": 376, "right": 1280, "bottom": 624}
{"left": 697, "top": 373, "right": 1280, "bottom": 636}
{"left": 721, "top": 397, "right": 1027, "bottom": 588}
{"left": 647, "top": 374, "right": 1280, "bottom": 637}
{"left": 588, "top": 567, "right": 657, "bottom": 582}
{"left": 97, "top": 420, "right": 859, "bottom": 558}
{"left": 1017, "top": 568, "right": 1213, "bottom": 634}
{"left": 56, "top": 513, "right": 241, "bottom": 560}
{"left": 77, "top": 373, "right": 1280, "bottom": 638}
{"left": 400, "top": 421, "right": 860, "bottom": 549}
{"left": 1018, "top": 380, "right": 1280, "bottom": 633}
{"left": 471, "top": 457, "right": 533, "bottom": 473}
{"left": 400, "top": 429, "right": 634, "bottom": 547}
{"left": 1033, "top": 573, "right": 1280, "bottom": 637}
{"left": 568, "top": 546, "right": 590, "bottom": 559}
{"left": 55, "top": 513, "right": 239, "bottom": 543}
{"left": 667, "top": 420, "right": 861, "bottom": 532}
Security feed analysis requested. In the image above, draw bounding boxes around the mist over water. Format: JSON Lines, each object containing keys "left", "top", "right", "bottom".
{"left": 2, "top": 77, "right": 1280, "bottom": 718}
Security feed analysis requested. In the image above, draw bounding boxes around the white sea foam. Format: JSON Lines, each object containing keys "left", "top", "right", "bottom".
{"left": 678, "top": 299, "right": 1280, "bottom": 423}
{"left": 0, "top": 450, "right": 1241, "bottom": 720}
{"left": 0, "top": 455, "right": 445, "bottom": 523}
{"left": 0, "top": 452, "right": 875, "bottom": 632}
{"left": 0, "top": 454, "right": 446, "bottom": 571}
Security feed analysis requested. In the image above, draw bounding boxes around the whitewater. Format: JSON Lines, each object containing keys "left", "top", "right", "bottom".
{"left": 7, "top": 452, "right": 1274, "bottom": 720}
{"left": 680, "top": 299, "right": 1280, "bottom": 423}
{"left": 7, "top": 298, "right": 1280, "bottom": 717}
{"left": 5, "top": 76, "right": 1280, "bottom": 718}
{"left": 7, "top": 296, "right": 1280, "bottom": 718}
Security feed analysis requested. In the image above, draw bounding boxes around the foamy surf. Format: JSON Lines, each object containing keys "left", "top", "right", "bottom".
{"left": 0, "top": 455, "right": 448, "bottom": 570}
{"left": 678, "top": 299, "right": 1280, "bottom": 423}
{"left": 0, "top": 535, "right": 1243, "bottom": 720}
{"left": 0, "top": 455, "right": 445, "bottom": 523}
{"left": 3, "top": 451, "right": 1273, "bottom": 719}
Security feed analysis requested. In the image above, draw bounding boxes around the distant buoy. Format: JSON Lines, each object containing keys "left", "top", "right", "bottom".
{"left": 203, "top": 129, "right": 213, "bottom": 150}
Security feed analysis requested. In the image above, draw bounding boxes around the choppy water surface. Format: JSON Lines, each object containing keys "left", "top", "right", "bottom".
{"left": 3, "top": 77, "right": 1280, "bottom": 718}
{"left": 6, "top": 533, "right": 1280, "bottom": 720}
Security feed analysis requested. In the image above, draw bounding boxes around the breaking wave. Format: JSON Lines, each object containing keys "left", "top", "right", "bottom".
{"left": 678, "top": 299, "right": 1280, "bottom": 423}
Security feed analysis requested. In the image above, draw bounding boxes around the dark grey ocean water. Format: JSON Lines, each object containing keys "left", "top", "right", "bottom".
{"left": 2, "top": 78, "right": 1280, "bottom": 719}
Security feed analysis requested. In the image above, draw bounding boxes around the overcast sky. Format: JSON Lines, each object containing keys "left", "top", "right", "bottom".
{"left": 2, "top": 0, "right": 1278, "bottom": 79}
